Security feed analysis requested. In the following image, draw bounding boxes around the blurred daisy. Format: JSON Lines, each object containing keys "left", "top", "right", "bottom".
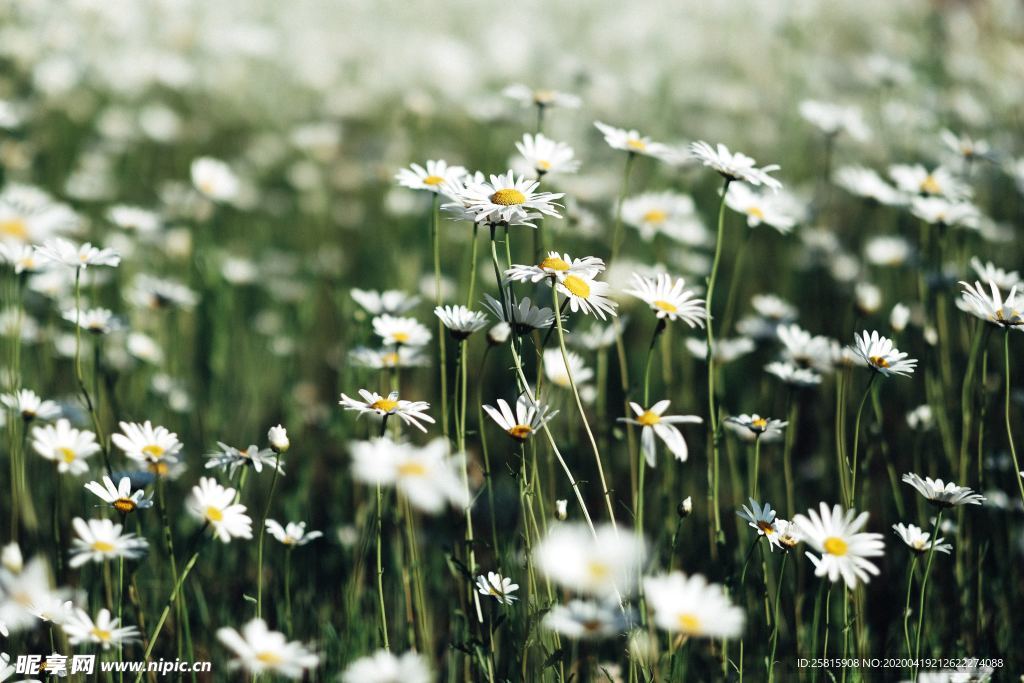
{"left": 443, "top": 170, "right": 563, "bottom": 227}
{"left": 126, "top": 274, "right": 198, "bottom": 310}
{"left": 765, "top": 361, "right": 822, "bottom": 386}
{"left": 725, "top": 184, "right": 801, "bottom": 233}
{"left": 0, "top": 243, "right": 42, "bottom": 273}
{"left": 1, "top": 388, "right": 60, "bottom": 421}
{"left": 84, "top": 476, "right": 152, "bottom": 513}
{"left": 536, "top": 523, "right": 645, "bottom": 597}
{"left": 205, "top": 443, "right": 281, "bottom": 475}
{"left": 503, "top": 84, "right": 580, "bottom": 110}
{"left": 619, "top": 400, "right": 702, "bottom": 466}
{"left": 340, "top": 650, "right": 432, "bottom": 683}
{"left": 111, "top": 421, "right": 183, "bottom": 467}
{"left": 624, "top": 272, "right": 705, "bottom": 326}
{"left": 594, "top": 121, "right": 670, "bottom": 160}
{"left": 738, "top": 498, "right": 782, "bottom": 551}
{"left": 542, "top": 600, "right": 629, "bottom": 640}
{"left": 851, "top": 330, "right": 917, "bottom": 377}
{"left": 187, "top": 477, "right": 253, "bottom": 543}
{"left": 892, "top": 523, "right": 951, "bottom": 555}
{"left": 31, "top": 419, "right": 99, "bottom": 475}
{"left": 621, "top": 192, "right": 701, "bottom": 242}
{"left": 483, "top": 394, "right": 557, "bottom": 442}
{"left": 0, "top": 184, "right": 79, "bottom": 245}
{"left": 265, "top": 520, "right": 322, "bottom": 547}
{"left": 902, "top": 473, "right": 985, "bottom": 508}
{"left": 62, "top": 307, "right": 119, "bottom": 334}
{"left": 776, "top": 324, "right": 833, "bottom": 372}
{"left": 906, "top": 405, "right": 934, "bottom": 431}
{"left": 689, "top": 141, "right": 782, "bottom": 190}
{"left": 969, "top": 258, "right": 1019, "bottom": 290}
{"left": 395, "top": 160, "right": 466, "bottom": 194}
{"left": 939, "top": 130, "right": 990, "bottom": 162}
{"left": 726, "top": 414, "right": 787, "bottom": 440}
{"left": 217, "top": 618, "right": 319, "bottom": 679}
{"left": 792, "top": 502, "right": 885, "bottom": 588}
{"left": 798, "top": 100, "right": 870, "bottom": 141}
{"left": 349, "top": 438, "right": 468, "bottom": 514}
{"left": 267, "top": 425, "right": 289, "bottom": 453}
{"left": 482, "top": 294, "right": 555, "bottom": 334}
{"left": 339, "top": 389, "right": 435, "bottom": 433}
{"left": 63, "top": 608, "right": 138, "bottom": 650}
{"left": 643, "top": 572, "right": 744, "bottom": 638}
{"left": 543, "top": 348, "right": 593, "bottom": 388}
{"left": 958, "top": 280, "right": 1023, "bottom": 329}
{"left": 34, "top": 238, "right": 120, "bottom": 270}
{"left": 191, "top": 157, "right": 239, "bottom": 202}
{"left": 68, "top": 517, "right": 148, "bottom": 567}
{"left": 107, "top": 205, "right": 161, "bottom": 234}
{"left": 475, "top": 572, "right": 518, "bottom": 605}
{"left": 434, "top": 305, "right": 488, "bottom": 340}
{"left": 372, "top": 314, "right": 431, "bottom": 347}
{"left": 349, "top": 346, "right": 429, "bottom": 370}
{"left": 889, "top": 164, "right": 970, "bottom": 201}
{"left": 911, "top": 197, "right": 980, "bottom": 229}
{"left": 835, "top": 165, "right": 905, "bottom": 206}
{"left": 351, "top": 289, "right": 420, "bottom": 315}
{"left": 515, "top": 133, "right": 579, "bottom": 176}
{"left": 864, "top": 235, "right": 913, "bottom": 267}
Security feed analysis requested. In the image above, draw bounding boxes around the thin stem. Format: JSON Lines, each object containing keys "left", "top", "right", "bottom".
{"left": 256, "top": 460, "right": 282, "bottom": 620}
{"left": 431, "top": 193, "right": 450, "bottom": 442}
{"left": 849, "top": 373, "right": 877, "bottom": 501}
{"left": 375, "top": 483, "right": 390, "bottom": 650}
{"left": 1002, "top": 331, "right": 1024, "bottom": 506}
{"left": 752, "top": 438, "right": 762, "bottom": 500}
{"left": 912, "top": 510, "right": 943, "bottom": 679}
{"left": 134, "top": 550, "right": 201, "bottom": 683}
{"left": 767, "top": 552, "right": 787, "bottom": 683}
{"left": 706, "top": 177, "right": 732, "bottom": 546}
{"left": 903, "top": 555, "right": 918, "bottom": 658}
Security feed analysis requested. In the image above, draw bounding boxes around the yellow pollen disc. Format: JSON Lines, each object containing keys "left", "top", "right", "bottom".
{"left": 142, "top": 444, "right": 165, "bottom": 459}
{"left": 868, "top": 355, "right": 890, "bottom": 368}
{"left": 920, "top": 175, "right": 941, "bottom": 194}
{"left": 392, "top": 332, "right": 410, "bottom": 343}
{"left": 206, "top": 506, "right": 224, "bottom": 523}
{"left": 653, "top": 300, "right": 677, "bottom": 313}
{"left": 423, "top": 175, "right": 445, "bottom": 186}
{"left": 536, "top": 160, "right": 552, "bottom": 171}
{"left": 508, "top": 424, "right": 533, "bottom": 441}
{"left": 746, "top": 206, "right": 765, "bottom": 220}
{"left": 823, "top": 536, "right": 848, "bottom": 556}
{"left": 382, "top": 352, "right": 400, "bottom": 366}
{"left": 534, "top": 90, "right": 555, "bottom": 104}
{"left": 91, "top": 627, "right": 112, "bottom": 642}
{"left": 637, "top": 410, "right": 661, "bottom": 426}
{"left": 58, "top": 447, "right": 77, "bottom": 463}
{"left": 370, "top": 398, "right": 399, "bottom": 412}
{"left": 751, "top": 418, "right": 768, "bottom": 429}
{"left": 0, "top": 218, "right": 28, "bottom": 240}
{"left": 490, "top": 188, "right": 526, "bottom": 206}
{"left": 256, "top": 651, "right": 284, "bottom": 665}
{"left": 582, "top": 619, "right": 603, "bottom": 632}
{"left": 643, "top": 209, "right": 668, "bottom": 223}
{"left": 539, "top": 256, "right": 571, "bottom": 271}
{"left": 626, "top": 138, "right": 647, "bottom": 151}
{"left": 757, "top": 521, "right": 775, "bottom": 535}
{"left": 562, "top": 275, "right": 591, "bottom": 298}
{"left": 91, "top": 541, "right": 115, "bottom": 553}
{"left": 398, "top": 461, "right": 428, "bottom": 477}
{"left": 113, "top": 498, "right": 136, "bottom": 513}
{"left": 677, "top": 613, "right": 702, "bottom": 633}
{"left": 586, "top": 561, "right": 610, "bottom": 581}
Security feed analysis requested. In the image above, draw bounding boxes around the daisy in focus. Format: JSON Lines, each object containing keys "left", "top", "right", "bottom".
{"left": 725, "top": 414, "right": 787, "bottom": 440}
{"left": 892, "top": 523, "right": 952, "bottom": 555}
{"left": 111, "top": 421, "right": 183, "bottom": 468}
{"left": 434, "top": 305, "right": 488, "bottom": 340}
{"left": 205, "top": 442, "right": 282, "bottom": 475}
{"left": 594, "top": 121, "right": 670, "bottom": 160}
{"left": 737, "top": 498, "right": 782, "bottom": 551}
{"left": 475, "top": 572, "right": 519, "bottom": 605}
{"left": 482, "top": 394, "right": 558, "bottom": 442}
{"left": 505, "top": 251, "right": 604, "bottom": 284}
{"left": 619, "top": 400, "right": 702, "bottom": 466}
{"left": 792, "top": 502, "right": 885, "bottom": 588}
{"left": 643, "top": 571, "right": 744, "bottom": 638}
{"left": 84, "top": 476, "right": 153, "bottom": 513}
{"left": 624, "top": 272, "right": 706, "bottom": 326}
{"left": 395, "top": 160, "right": 467, "bottom": 194}
{"left": 689, "top": 141, "right": 782, "bottom": 190}
{"left": 68, "top": 517, "right": 149, "bottom": 567}
{"left": 958, "top": 280, "right": 1023, "bottom": 329}
{"left": 63, "top": 608, "right": 139, "bottom": 650}
{"left": 850, "top": 330, "right": 917, "bottom": 377}
{"left": 443, "top": 170, "right": 563, "bottom": 227}
{"left": 217, "top": 618, "right": 320, "bottom": 679}
{"left": 187, "top": 477, "right": 253, "bottom": 543}
{"left": 902, "top": 473, "right": 985, "bottom": 508}
{"left": 265, "top": 520, "right": 323, "bottom": 547}
{"left": 339, "top": 389, "right": 435, "bottom": 433}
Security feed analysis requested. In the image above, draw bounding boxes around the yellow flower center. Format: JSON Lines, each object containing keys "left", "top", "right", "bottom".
{"left": 91, "top": 541, "right": 115, "bottom": 553}
{"left": 677, "top": 613, "right": 702, "bottom": 633}
{"left": 142, "top": 444, "right": 165, "bottom": 459}
{"left": 586, "top": 561, "right": 610, "bottom": 581}
{"left": 562, "top": 275, "right": 591, "bottom": 298}
{"left": 256, "top": 651, "right": 284, "bottom": 665}
{"left": 423, "top": 175, "right": 445, "bottom": 186}
{"left": 533, "top": 90, "right": 555, "bottom": 104}
{"left": 539, "top": 256, "right": 571, "bottom": 271}
{"left": 508, "top": 424, "right": 533, "bottom": 441}
{"left": 490, "top": 189, "right": 526, "bottom": 206}
{"left": 653, "top": 300, "right": 677, "bottom": 313}
{"left": 536, "top": 160, "right": 552, "bottom": 171}
{"left": 636, "top": 410, "right": 660, "bottom": 426}
{"left": 868, "top": 355, "right": 890, "bottom": 368}
{"left": 751, "top": 418, "right": 768, "bottom": 430}
{"left": 920, "top": 175, "right": 941, "bottom": 194}
{"left": 206, "top": 506, "right": 224, "bottom": 523}
{"left": 627, "top": 138, "right": 647, "bottom": 151}
{"left": 0, "top": 218, "right": 28, "bottom": 240}
{"left": 746, "top": 206, "right": 765, "bottom": 220}
{"left": 823, "top": 536, "right": 848, "bottom": 556}
{"left": 643, "top": 209, "right": 668, "bottom": 224}
{"left": 392, "top": 332, "right": 410, "bottom": 343}
{"left": 90, "top": 627, "right": 112, "bottom": 642}
{"left": 58, "top": 447, "right": 77, "bottom": 463}
{"left": 397, "top": 461, "right": 428, "bottom": 477}
{"left": 757, "top": 521, "right": 775, "bottom": 535}
{"left": 113, "top": 498, "right": 137, "bottom": 513}
{"left": 370, "top": 398, "right": 399, "bottom": 412}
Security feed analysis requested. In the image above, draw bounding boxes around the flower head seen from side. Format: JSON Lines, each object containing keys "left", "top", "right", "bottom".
{"left": 892, "top": 523, "right": 952, "bottom": 555}
{"left": 267, "top": 425, "right": 289, "bottom": 453}
{"left": 792, "top": 502, "right": 885, "bottom": 588}
{"left": 265, "top": 520, "right": 323, "bottom": 547}
{"left": 505, "top": 251, "right": 604, "bottom": 284}
{"left": 554, "top": 271, "right": 617, "bottom": 320}
{"left": 737, "top": 498, "right": 782, "bottom": 551}
{"left": 68, "top": 517, "right": 149, "bottom": 567}
{"left": 725, "top": 414, "right": 787, "bottom": 440}
{"left": 372, "top": 314, "right": 431, "bottom": 347}
{"left": 350, "top": 438, "right": 468, "bottom": 514}
{"left": 111, "top": 421, "right": 183, "bottom": 468}
{"left": 775, "top": 519, "right": 801, "bottom": 551}
{"left": 643, "top": 571, "right": 744, "bottom": 638}
{"left": 63, "top": 608, "right": 139, "bottom": 650}
{"left": 482, "top": 293, "right": 555, "bottom": 335}
{"left": 483, "top": 394, "right": 557, "bottom": 442}
{"left": 339, "top": 389, "right": 435, "bottom": 433}
{"left": 542, "top": 600, "right": 630, "bottom": 640}
{"left": 889, "top": 164, "right": 970, "bottom": 201}
{"left": 725, "top": 183, "right": 802, "bottom": 234}
{"left": 910, "top": 197, "right": 980, "bottom": 229}
{"left": 31, "top": 419, "right": 100, "bottom": 475}
{"left": 625, "top": 272, "right": 706, "bottom": 327}
{"left": 350, "top": 289, "right": 420, "bottom": 316}
{"left": 62, "top": 307, "right": 120, "bottom": 334}
{"left": 443, "top": 170, "right": 563, "bottom": 227}
{"left": 84, "top": 476, "right": 152, "bottom": 514}
{"left": 475, "top": 572, "right": 518, "bottom": 605}
{"left": 191, "top": 157, "right": 239, "bottom": 202}
{"left": 957, "top": 280, "right": 1024, "bottom": 329}
{"left": 434, "top": 305, "right": 488, "bottom": 340}
{"left": 340, "top": 649, "right": 432, "bottom": 683}
{"left": 395, "top": 160, "right": 467, "bottom": 194}
{"left": 536, "top": 523, "right": 645, "bottom": 598}
{"left": 515, "top": 133, "right": 580, "bottom": 177}
{"left": 621, "top": 191, "right": 706, "bottom": 245}
{"left": 969, "top": 258, "right": 1019, "bottom": 291}
{"left": 901, "top": 473, "right": 985, "bottom": 508}
{"left": 834, "top": 165, "right": 905, "bottom": 206}
{"left": 217, "top": 618, "right": 320, "bottom": 679}
{"left": 503, "top": 84, "right": 580, "bottom": 110}
{"left": 205, "top": 443, "right": 281, "bottom": 475}
{"left": 765, "top": 361, "right": 822, "bottom": 387}
{"left": 187, "top": 477, "right": 253, "bottom": 543}
{"left": 0, "top": 388, "right": 60, "bottom": 422}
{"left": 850, "top": 330, "right": 917, "bottom": 377}
{"left": 689, "top": 141, "right": 782, "bottom": 190}
{"left": 35, "top": 238, "right": 120, "bottom": 270}
{"left": 542, "top": 348, "right": 595, "bottom": 390}
{"left": 594, "top": 121, "right": 670, "bottom": 160}
{"left": 619, "top": 400, "right": 702, "bottom": 467}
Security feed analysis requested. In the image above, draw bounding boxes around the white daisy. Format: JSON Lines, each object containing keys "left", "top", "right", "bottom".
{"left": 217, "top": 619, "right": 319, "bottom": 679}
{"left": 107, "top": 205, "right": 161, "bottom": 233}
{"left": 83, "top": 476, "right": 152, "bottom": 514}
{"left": 969, "top": 258, "right": 1019, "bottom": 291}
{"left": 443, "top": 170, "right": 563, "bottom": 227}
{"left": 503, "top": 84, "right": 580, "bottom": 110}
{"left": 901, "top": 473, "right": 985, "bottom": 508}
{"left": 624, "top": 272, "right": 706, "bottom": 326}
{"left": 191, "top": 157, "right": 239, "bottom": 202}
{"left": 594, "top": 121, "right": 670, "bottom": 160}
{"left": 475, "top": 572, "right": 519, "bottom": 605}
{"left": 34, "top": 238, "right": 120, "bottom": 270}
{"left": 482, "top": 293, "right": 556, "bottom": 334}
{"left": 643, "top": 571, "right": 744, "bottom": 638}
{"left": 31, "top": 419, "right": 99, "bottom": 475}
{"left": 725, "top": 183, "right": 802, "bottom": 233}
{"left": 126, "top": 274, "right": 198, "bottom": 310}
{"left": 957, "top": 280, "right": 1024, "bottom": 329}
{"left": 0, "top": 243, "right": 42, "bottom": 273}
{"left": 689, "top": 141, "right": 782, "bottom": 190}
{"left": 111, "top": 421, "right": 183, "bottom": 466}
{"left": 349, "top": 438, "right": 468, "bottom": 514}
{"left": 339, "top": 389, "right": 435, "bottom": 433}
{"left": 267, "top": 425, "right": 289, "bottom": 454}
{"left": 340, "top": 650, "right": 432, "bottom": 683}
{"left": 61, "top": 307, "right": 119, "bottom": 334}
{"left": 68, "top": 518, "right": 148, "bottom": 567}
{"left": 536, "top": 523, "right": 645, "bottom": 598}
{"left": 685, "top": 337, "right": 756, "bottom": 364}
{"left": 850, "top": 330, "right": 917, "bottom": 377}
{"left": 555, "top": 271, "right": 617, "bottom": 320}
{"left": 265, "top": 520, "right": 323, "bottom": 547}
{"left": 395, "top": 159, "right": 467, "bottom": 194}
{"left": 0, "top": 388, "right": 60, "bottom": 421}
{"left": 888, "top": 164, "right": 970, "bottom": 201}
{"left": 349, "top": 346, "right": 429, "bottom": 370}
{"left": 482, "top": 394, "right": 558, "bottom": 442}
{"left": 798, "top": 100, "right": 870, "bottom": 140}
{"left": 205, "top": 443, "right": 282, "bottom": 475}
{"left": 543, "top": 348, "right": 593, "bottom": 388}
{"left": 792, "top": 502, "right": 885, "bottom": 588}
{"left": 515, "top": 133, "right": 579, "bottom": 176}
{"left": 892, "top": 523, "right": 952, "bottom": 555}
{"left": 187, "top": 477, "right": 253, "bottom": 543}
{"left": 62, "top": 608, "right": 139, "bottom": 650}
{"left": 738, "top": 498, "right": 782, "bottom": 551}
{"left": 725, "top": 414, "right": 787, "bottom": 440}
{"left": 940, "top": 129, "right": 990, "bottom": 162}
{"left": 834, "top": 165, "right": 906, "bottom": 206}
{"left": 434, "top": 305, "right": 488, "bottom": 340}
{"left": 911, "top": 197, "right": 980, "bottom": 229}
{"left": 372, "top": 314, "right": 432, "bottom": 347}
{"left": 505, "top": 251, "right": 605, "bottom": 284}
{"left": 350, "top": 288, "right": 420, "bottom": 315}
{"left": 542, "top": 600, "right": 629, "bottom": 640}
{"left": 621, "top": 191, "right": 704, "bottom": 244}
{"left": 619, "top": 400, "right": 702, "bottom": 467}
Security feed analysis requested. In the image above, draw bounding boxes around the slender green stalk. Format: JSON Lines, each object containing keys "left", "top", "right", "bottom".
{"left": 285, "top": 547, "right": 294, "bottom": 634}
{"left": 431, "top": 193, "right": 450, "bottom": 442}
{"left": 375, "top": 483, "right": 389, "bottom": 650}
{"left": 1002, "top": 331, "right": 1024, "bottom": 506}
{"left": 767, "top": 552, "right": 787, "bottom": 683}
{"left": 752, "top": 437, "right": 762, "bottom": 500}
{"left": 849, "top": 373, "right": 877, "bottom": 501}
{"left": 912, "top": 510, "right": 943, "bottom": 680}
{"left": 706, "top": 177, "right": 732, "bottom": 545}
{"left": 903, "top": 555, "right": 918, "bottom": 657}
{"left": 256, "top": 461, "right": 282, "bottom": 619}
{"left": 134, "top": 550, "right": 201, "bottom": 683}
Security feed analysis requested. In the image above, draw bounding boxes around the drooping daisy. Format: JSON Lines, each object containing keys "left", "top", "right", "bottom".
{"left": 619, "top": 400, "right": 702, "bottom": 467}
{"left": 205, "top": 443, "right": 282, "bottom": 475}
{"left": 969, "top": 258, "right": 1019, "bottom": 291}
{"left": 725, "top": 414, "right": 788, "bottom": 440}
{"left": 543, "top": 348, "right": 594, "bottom": 389}
{"left": 34, "top": 238, "right": 120, "bottom": 270}
{"left": 434, "top": 305, "right": 488, "bottom": 340}
{"left": 61, "top": 307, "right": 119, "bottom": 334}
{"left": 775, "top": 519, "right": 801, "bottom": 551}
{"left": 850, "top": 330, "right": 917, "bottom": 377}
{"left": 475, "top": 572, "right": 519, "bottom": 605}
{"left": 350, "top": 288, "right": 420, "bottom": 316}
{"left": 792, "top": 502, "right": 885, "bottom": 588}
{"left": 68, "top": 518, "right": 148, "bottom": 567}
{"left": 621, "top": 191, "right": 702, "bottom": 243}
{"left": 191, "top": 157, "right": 239, "bottom": 202}
{"left": 689, "top": 141, "right": 782, "bottom": 190}
{"left": 643, "top": 572, "right": 744, "bottom": 638}
{"left": 371, "top": 314, "right": 432, "bottom": 347}
{"left": 901, "top": 473, "right": 985, "bottom": 508}
{"left": 265, "top": 520, "right": 323, "bottom": 547}
{"left": 84, "top": 476, "right": 152, "bottom": 513}
{"left": 889, "top": 164, "right": 970, "bottom": 201}
{"left": 594, "top": 121, "right": 670, "bottom": 160}
{"left": 1, "top": 389, "right": 60, "bottom": 422}
{"left": 737, "top": 498, "right": 782, "bottom": 551}
{"left": 725, "top": 183, "right": 802, "bottom": 233}
{"left": 187, "top": 477, "right": 253, "bottom": 543}
{"left": 111, "top": 421, "right": 183, "bottom": 467}
{"left": 482, "top": 293, "right": 556, "bottom": 335}
{"left": 339, "top": 650, "right": 432, "bottom": 683}
{"left": 892, "top": 523, "right": 952, "bottom": 555}
{"left": 349, "top": 438, "right": 468, "bottom": 514}
{"left": 798, "top": 100, "right": 870, "bottom": 141}
{"left": 515, "top": 133, "right": 580, "bottom": 176}
{"left": 339, "top": 389, "right": 435, "bottom": 433}
{"left": 624, "top": 272, "right": 706, "bottom": 326}
{"left": 483, "top": 394, "right": 558, "bottom": 442}
{"left": 395, "top": 160, "right": 467, "bottom": 194}
{"left": 958, "top": 280, "right": 1023, "bottom": 329}
{"left": 31, "top": 419, "right": 100, "bottom": 475}
{"left": 63, "top": 608, "right": 139, "bottom": 650}
{"left": 503, "top": 84, "right": 581, "bottom": 110}
{"left": 536, "top": 523, "right": 645, "bottom": 598}
{"left": 443, "top": 170, "right": 563, "bottom": 227}
{"left": 217, "top": 619, "right": 320, "bottom": 679}
{"left": 542, "top": 600, "right": 630, "bottom": 640}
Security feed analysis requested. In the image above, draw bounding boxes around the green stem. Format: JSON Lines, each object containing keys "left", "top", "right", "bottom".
{"left": 256, "top": 460, "right": 282, "bottom": 620}
{"left": 850, "top": 373, "right": 877, "bottom": 501}
{"left": 431, "top": 193, "right": 450, "bottom": 442}
{"left": 706, "top": 177, "right": 732, "bottom": 545}
{"left": 134, "top": 550, "right": 200, "bottom": 683}
{"left": 903, "top": 555, "right": 918, "bottom": 658}
{"left": 1002, "top": 331, "right": 1024, "bottom": 506}
{"left": 375, "top": 483, "right": 390, "bottom": 650}
{"left": 912, "top": 510, "right": 943, "bottom": 679}
{"left": 767, "top": 552, "right": 787, "bottom": 683}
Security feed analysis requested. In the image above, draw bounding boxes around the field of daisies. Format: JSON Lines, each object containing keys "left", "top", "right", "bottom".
{"left": 2, "top": 0, "right": 1024, "bottom": 681}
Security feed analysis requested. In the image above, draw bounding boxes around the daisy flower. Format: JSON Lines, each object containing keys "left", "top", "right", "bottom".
{"left": 187, "top": 477, "right": 253, "bottom": 543}
{"left": 339, "top": 389, "right": 435, "bottom": 433}
{"left": 619, "top": 400, "right": 702, "bottom": 467}
{"left": 395, "top": 160, "right": 466, "bottom": 194}
{"left": 555, "top": 271, "right": 617, "bottom": 319}
{"left": 63, "top": 608, "right": 139, "bottom": 650}
{"left": 0, "top": 183, "right": 79, "bottom": 245}
{"left": 107, "top": 205, "right": 161, "bottom": 234}
{"left": 503, "top": 84, "right": 580, "bottom": 110}
{"left": 542, "top": 600, "right": 629, "bottom": 640}
{"left": 940, "top": 129, "right": 991, "bottom": 162}
{"left": 624, "top": 273, "right": 706, "bottom": 326}
{"left": 969, "top": 258, "right": 1019, "bottom": 291}
{"left": 205, "top": 443, "right": 282, "bottom": 475}
{"left": 911, "top": 196, "right": 980, "bottom": 229}
{"left": 31, "top": 419, "right": 99, "bottom": 475}
{"left": 68, "top": 517, "right": 148, "bottom": 567}
{"left": 191, "top": 157, "right": 239, "bottom": 202}
{"left": 475, "top": 572, "right": 519, "bottom": 605}
{"left": 798, "top": 100, "right": 870, "bottom": 141}
{"left": 372, "top": 314, "right": 431, "bottom": 347}
{"left": 126, "top": 274, "right": 198, "bottom": 310}
{"left": 536, "top": 523, "right": 645, "bottom": 598}
{"left": 483, "top": 394, "right": 558, "bottom": 442}
{"left": 543, "top": 348, "right": 594, "bottom": 388}
{"left": 340, "top": 650, "right": 432, "bottom": 683}
{"left": 434, "top": 305, "right": 488, "bottom": 340}
{"left": 111, "top": 421, "right": 183, "bottom": 467}
{"left": 482, "top": 294, "right": 556, "bottom": 334}
{"left": 901, "top": 473, "right": 985, "bottom": 508}
{"left": 775, "top": 519, "right": 801, "bottom": 550}
{"left": 725, "top": 184, "right": 802, "bottom": 234}
{"left": 0, "top": 557, "right": 78, "bottom": 632}
{"left": 62, "top": 307, "right": 119, "bottom": 334}
{"left": 689, "top": 141, "right": 782, "bottom": 190}
{"left": 84, "top": 476, "right": 153, "bottom": 513}
{"left": 738, "top": 498, "right": 782, "bottom": 551}
{"left": 217, "top": 619, "right": 319, "bottom": 679}
{"left": 792, "top": 502, "right": 885, "bottom": 588}
{"left": 888, "top": 164, "right": 970, "bottom": 201}
{"left": 349, "top": 346, "right": 428, "bottom": 370}
{"left": 515, "top": 133, "right": 580, "bottom": 176}
{"left": 850, "top": 330, "right": 917, "bottom": 377}
{"left": 892, "top": 523, "right": 952, "bottom": 555}
{"left": 621, "top": 191, "right": 705, "bottom": 244}
{"left": 725, "top": 414, "right": 788, "bottom": 440}
{"left": 349, "top": 438, "right": 468, "bottom": 514}
{"left": 776, "top": 323, "right": 833, "bottom": 372}
{"left": 594, "top": 121, "right": 670, "bottom": 160}
{"left": 958, "top": 280, "right": 1023, "bottom": 329}
{"left": 505, "top": 251, "right": 605, "bottom": 284}
{"left": 0, "top": 243, "right": 42, "bottom": 273}
{"left": 0, "top": 388, "right": 60, "bottom": 421}
{"left": 350, "top": 288, "right": 420, "bottom": 316}
{"left": 573, "top": 321, "right": 620, "bottom": 351}
{"left": 34, "top": 238, "right": 120, "bottom": 270}
{"left": 488, "top": 322, "right": 512, "bottom": 345}
{"left": 643, "top": 572, "right": 744, "bottom": 638}
{"left": 265, "top": 520, "right": 323, "bottom": 547}
{"left": 834, "top": 165, "right": 906, "bottom": 206}
{"left": 267, "top": 425, "right": 289, "bottom": 453}
{"left": 443, "top": 170, "right": 563, "bottom": 227}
